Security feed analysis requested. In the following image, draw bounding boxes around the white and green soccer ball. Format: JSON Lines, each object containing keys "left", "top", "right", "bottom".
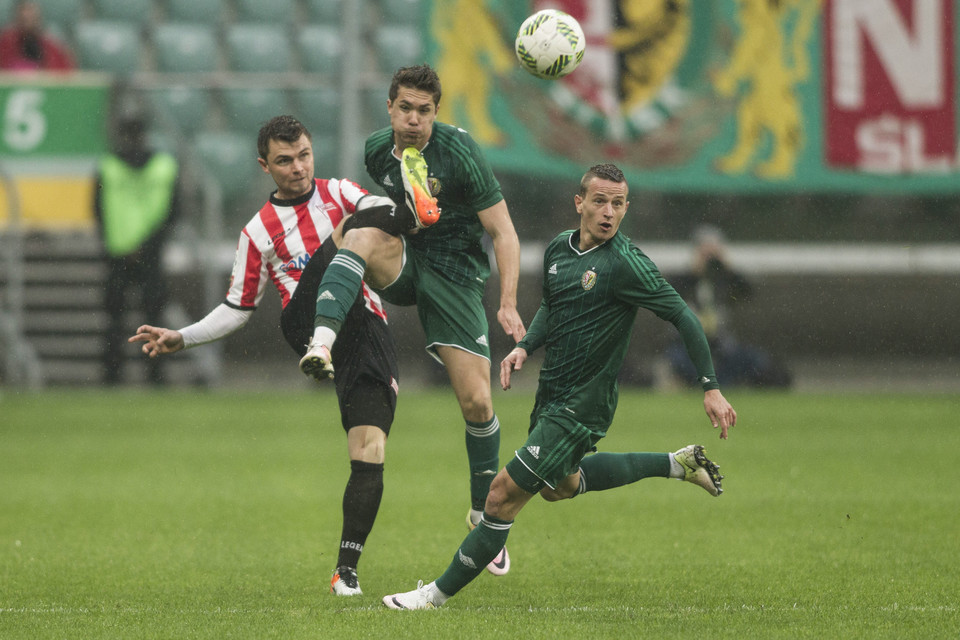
{"left": 514, "top": 9, "right": 586, "bottom": 79}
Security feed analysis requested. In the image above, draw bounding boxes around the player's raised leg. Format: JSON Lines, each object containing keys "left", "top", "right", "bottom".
{"left": 672, "top": 444, "right": 724, "bottom": 496}
{"left": 301, "top": 232, "right": 403, "bottom": 381}
{"left": 300, "top": 341, "right": 334, "bottom": 380}
{"left": 400, "top": 147, "right": 440, "bottom": 228}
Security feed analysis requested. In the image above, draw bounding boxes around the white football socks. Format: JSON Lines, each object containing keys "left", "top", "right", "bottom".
{"left": 468, "top": 509, "right": 483, "bottom": 527}
{"left": 425, "top": 581, "right": 449, "bottom": 606}
{"left": 310, "top": 326, "right": 337, "bottom": 350}
{"left": 667, "top": 452, "right": 685, "bottom": 479}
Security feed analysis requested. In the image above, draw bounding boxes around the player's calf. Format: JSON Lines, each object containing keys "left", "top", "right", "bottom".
{"left": 343, "top": 200, "right": 410, "bottom": 236}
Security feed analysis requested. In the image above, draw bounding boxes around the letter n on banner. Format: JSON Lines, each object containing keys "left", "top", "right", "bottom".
{"left": 825, "top": 0, "right": 955, "bottom": 173}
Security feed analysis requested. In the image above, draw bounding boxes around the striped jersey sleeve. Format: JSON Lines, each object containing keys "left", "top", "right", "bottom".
{"left": 322, "top": 177, "right": 366, "bottom": 217}
{"left": 225, "top": 230, "right": 269, "bottom": 310}
{"left": 223, "top": 178, "right": 368, "bottom": 311}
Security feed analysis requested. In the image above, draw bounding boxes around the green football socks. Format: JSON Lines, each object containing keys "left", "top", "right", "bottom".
{"left": 577, "top": 452, "right": 670, "bottom": 494}
{"left": 313, "top": 249, "right": 366, "bottom": 333}
{"left": 436, "top": 513, "right": 512, "bottom": 596}
{"left": 465, "top": 415, "right": 500, "bottom": 511}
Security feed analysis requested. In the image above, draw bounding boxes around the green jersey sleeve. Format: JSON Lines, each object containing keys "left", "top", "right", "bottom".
{"left": 363, "top": 127, "right": 394, "bottom": 190}
{"left": 672, "top": 306, "right": 720, "bottom": 391}
{"left": 614, "top": 243, "right": 719, "bottom": 391}
{"left": 518, "top": 299, "right": 548, "bottom": 355}
{"left": 448, "top": 126, "right": 503, "bottom": 212}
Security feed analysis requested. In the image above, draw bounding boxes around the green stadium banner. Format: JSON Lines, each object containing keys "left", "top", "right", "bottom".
{"left": 0, "top": 74, "right": 108, "bottom": 158}
{"left": 425, "top": 0, "right": 960, "bottom": 193}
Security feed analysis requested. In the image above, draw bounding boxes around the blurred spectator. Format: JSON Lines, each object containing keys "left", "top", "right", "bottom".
{"left": 0, "top": 0, "right": 74, "bottom": 71}
{"left": 94, "top": 112, "right": 180, "bottom": 385}
{"left": 665, "top": 224, "right": 792, "bottom": 388}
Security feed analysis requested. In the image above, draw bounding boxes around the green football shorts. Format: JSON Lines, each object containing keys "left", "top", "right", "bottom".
{"left": 505, "top": 409, "right": 603, "bottom": 494}
{"left": 374, "top": 237, "right": 490, "bottom": 363}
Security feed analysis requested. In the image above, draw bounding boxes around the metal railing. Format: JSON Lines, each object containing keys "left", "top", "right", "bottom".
{"left": 0, "top": 161, "right": 44, "bottom": 388}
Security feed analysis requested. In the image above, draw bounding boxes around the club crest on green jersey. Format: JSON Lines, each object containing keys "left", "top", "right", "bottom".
{"left": 581, "top": 270, "right": 597, "bottom": 290}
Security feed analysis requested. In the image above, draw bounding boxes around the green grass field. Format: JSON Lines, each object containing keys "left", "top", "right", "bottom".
{"left": 2, "top": 389, "right": 958, "bottom": 639}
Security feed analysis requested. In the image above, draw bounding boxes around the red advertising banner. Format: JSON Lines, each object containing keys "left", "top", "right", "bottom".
{"left": 825, "top": 0, "right": 955, "bottom": 173}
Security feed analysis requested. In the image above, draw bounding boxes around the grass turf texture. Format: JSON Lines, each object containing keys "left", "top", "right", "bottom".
{"left": 2, "top": 389, "right": 958, "bottom": 639}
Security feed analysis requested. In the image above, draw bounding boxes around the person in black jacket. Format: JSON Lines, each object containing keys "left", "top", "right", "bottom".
{"left": 666, "top": 224, "right": 791, "bottom": 388}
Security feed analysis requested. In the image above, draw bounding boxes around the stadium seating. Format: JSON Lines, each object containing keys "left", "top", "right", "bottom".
{"left": 377, "top": 0, "right": 421, "bottom": 25}
{"left": 310, "top": 133, "right": 337, "bottom": 178}
{"left": 372, "top": 25, "right": 423, "bottom": 71}
{"left": 73, "top": 21, "right": 142, "bottom": 74}
{"left": 296, "top": 25, "right": 343, "bottom": 74}
{"left": 194, "top": 129, "right": 259, "bottom": 205}
{"left": 146, "top": 85, "right": 212, "bottom": 134}
{"left": 233, "top": 0, "right": 297, "bottom": 23}
{"left": 363, "top": 86, "right": 389, "bottom": 130}
{"left": 225, "top": 24, "right": 292, "bottom": 73}
{"left": 165, "top": 0, "right": 224, "bottom": 23}
{"left": 153, "top": 23, "right": 219, "bottom": 73}
{"left": 292, "top": 86, "right": 341, "bottom": 136}
{"left": 91, "top": 0, "right": 154, "bottom": 24}
{"left": 221, "top": 87, "right": 292, "bottom": 134}
{"left": 35, "top": 0, "right": 84, "bottom": 30}
{"left": 303, "top": 0, "right": 343, "bottom": 24}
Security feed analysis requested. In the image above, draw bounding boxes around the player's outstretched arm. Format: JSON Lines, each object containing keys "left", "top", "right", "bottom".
{"left": 703, "top": 389, "right": 736, "bottom": 440}
{"left": 497, "top": 306, "right": 525, "bottom": 343}
{"left": 128, "top": 325, "right": 185, "bottom": 358}
{"left": 478, "top": 200, "right": 526, "bottom": 343}
{"left": 500, "top": 347, "right": 528, "bottom": 390}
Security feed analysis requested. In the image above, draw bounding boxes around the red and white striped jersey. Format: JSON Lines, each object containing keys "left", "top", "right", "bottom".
{"left": 224, "top": 178, "right": 386, "bottom": 320}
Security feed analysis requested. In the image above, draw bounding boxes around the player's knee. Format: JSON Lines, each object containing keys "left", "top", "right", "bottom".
{"left": 456, "top": 390, "right": 493, "bottom": 423}
{"left": 353, "top": 442, "right": 385, "bottom": 464}
{"left": 539, "top": 485, "right": 575, "bottom": 502}
{"left": 348, "top": 426, "right": 387, "bottom": 463}
{"left": 342, "top": 227, "right": 402, "bottom": 264}
{"left": 540, "top": 473, "right": 579, "bottom": 501}
{"left": 341, "top": 225, "right": 390, "bottom": 253}
{"left": 539, "top": 488, "right": 563, "bottom": 502}
{"left": 483, "top": 472, "right": 517, "bottom": 518}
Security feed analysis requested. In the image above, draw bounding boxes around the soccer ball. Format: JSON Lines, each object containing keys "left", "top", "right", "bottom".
{"left": 514, "top": 10, "right": 586, "bottom": 79}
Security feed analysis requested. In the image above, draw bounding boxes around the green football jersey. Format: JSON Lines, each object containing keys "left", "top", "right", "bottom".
{"left": 518, "top": 230, "right": 699, "bottom": 432}
{"left": 364, "top": 122, "right": 504, "bottom": 287}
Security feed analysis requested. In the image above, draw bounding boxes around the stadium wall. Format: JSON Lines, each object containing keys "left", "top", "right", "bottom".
{"left": 165, "top": 244, "right": 959, "bottom": 392}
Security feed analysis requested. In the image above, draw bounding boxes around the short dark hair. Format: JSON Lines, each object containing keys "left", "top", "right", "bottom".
{"left": 257, "top": 115, "right": 311, "bottom": 160}
{"left": 389, "top": 64, "right": 442, "bottom": 107}
{"left": 579, "top": 163, "right": 626, "bottom": 195}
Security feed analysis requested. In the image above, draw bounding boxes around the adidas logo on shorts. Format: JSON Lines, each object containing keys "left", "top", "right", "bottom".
{"left": 317, "top": 290, "right": 336, "bottom": 302}
{"left": 526, "top": 445, "right": 540, "bottom": 459}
